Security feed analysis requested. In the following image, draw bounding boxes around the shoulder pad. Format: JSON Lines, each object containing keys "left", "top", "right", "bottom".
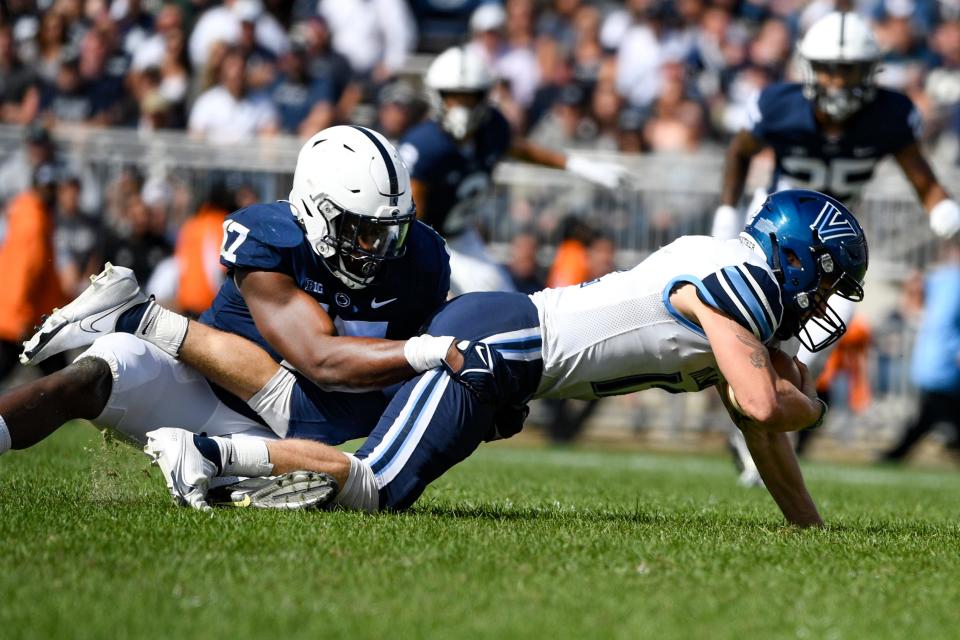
{"left": 227, "top": 202, "right": 303, "bottom": 249}
{"left": 219, "top": 202, "right": 304, "bottom": 271}
{"left": 701, "top": 263, "right": 784, "bottom": 343}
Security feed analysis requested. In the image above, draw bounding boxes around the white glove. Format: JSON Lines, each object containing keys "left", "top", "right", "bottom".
{"left": 929, "top": 199, "right": 960, "bottom": 238}
{"left": 711, "top": 204, "right": 742, "bottom": 240}
{"left": 566, "top": 156, "right": 632, "bottom": 190}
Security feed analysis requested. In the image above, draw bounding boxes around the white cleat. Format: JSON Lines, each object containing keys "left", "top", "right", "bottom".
{"left": 144, "top": 428, "right": 217, "bottom": 511}
{"left": 20, "top": 263, "right": 148, "bottom": 365}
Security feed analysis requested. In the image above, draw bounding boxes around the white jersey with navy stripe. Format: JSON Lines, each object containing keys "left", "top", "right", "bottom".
{"left": 530, "top": 235, "right": 784, "bottom": 400}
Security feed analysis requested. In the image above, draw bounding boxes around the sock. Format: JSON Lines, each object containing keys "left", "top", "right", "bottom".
{"left": 334, "top": 453, "right": 379, "bottom": 512}
{"left": 116, "top": 301, "right": 150, "bottom": 334}
{"left": 211, "top": 436, "right": 274, "bottom": 477}
{"left": 193, "top": 434, "right": 223, "bottom": 474}
{"left": 119, "top": 298, "right": 189, "bottom": 358}
{"left": 0, "top": 416, "right": 11, "bottom": 455}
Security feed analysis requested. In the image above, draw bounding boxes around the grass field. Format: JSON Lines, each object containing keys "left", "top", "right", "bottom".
{"left": 1, "top": 422, "right": 958, "bottom": 640}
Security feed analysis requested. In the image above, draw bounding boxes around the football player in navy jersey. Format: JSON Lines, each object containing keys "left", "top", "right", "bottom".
{"left": 92, "top": 190, "right": 859, "bottom": 526}
{"left": 711, "top": 12, "right": 959, "bottom": 243}
{"left": 5, "top": 126, "right": 453, "bottom": 464}
{"left": 399, "top": 45, "right": 631, "bottom": 296}
{"left": 709, "top": 12, "right": 960, "bottom": 484}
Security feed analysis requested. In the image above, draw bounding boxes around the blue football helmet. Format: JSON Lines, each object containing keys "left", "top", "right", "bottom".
{"left": 742, "top": 189, "right": 868, "bottom": 352}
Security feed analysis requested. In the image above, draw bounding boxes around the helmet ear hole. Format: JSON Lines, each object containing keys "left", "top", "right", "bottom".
{"left": 782, "top": 248, "right": 802, "bottom": 268}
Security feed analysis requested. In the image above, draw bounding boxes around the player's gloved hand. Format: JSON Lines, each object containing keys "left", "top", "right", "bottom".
{"left": 711, "top": 204, "right": 742, "bottom": 240}
{"left": 442, "top": 339, "right": 500, "bottom": 404}
{"left": 487, "top": 402, "right": 530, "bottom": 442}
{"left": 929, "top": 199, "right": 960, "bottom": 239}
{"left": 566, "top": 156, "right": 632, "bottom": 190}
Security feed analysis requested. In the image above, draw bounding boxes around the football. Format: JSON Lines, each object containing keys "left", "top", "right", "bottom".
{"left": 769, "top": 347, "right": 803, "bottom": 388}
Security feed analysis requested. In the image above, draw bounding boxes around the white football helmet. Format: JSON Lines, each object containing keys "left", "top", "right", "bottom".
{"left": 289, "top": 125, "right": 414, "bottom": 289}
{"left": 798, "top": 11, "right": 881, "bottom": 121}
{"left": 424, "top": 46, "right": 494, "bottom": 140}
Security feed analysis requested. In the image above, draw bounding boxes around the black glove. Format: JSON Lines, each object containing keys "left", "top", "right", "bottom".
{"left": 487, "top": 402, "right": 530, "bottom": 442}
{"left": 442, "top": 339, "right": 500, "bottom": 404}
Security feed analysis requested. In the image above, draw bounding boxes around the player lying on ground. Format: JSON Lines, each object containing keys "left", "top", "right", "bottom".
{"left": 0, "top": 125, "right": 453, "bottom": 501}
{"left": 16, "top": 189, "right": 865, "bottom": 526}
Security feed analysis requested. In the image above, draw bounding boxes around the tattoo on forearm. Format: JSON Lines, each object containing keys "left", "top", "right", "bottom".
{"left": 735, "top": 330, "right": 770, "bottom": 369}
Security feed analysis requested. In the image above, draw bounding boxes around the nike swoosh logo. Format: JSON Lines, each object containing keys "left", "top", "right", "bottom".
{"left": 370, "top": 297, "right": 398, "bottom": 309}
{"left": 79, "top": 300, "right": 129, "bottom": 334}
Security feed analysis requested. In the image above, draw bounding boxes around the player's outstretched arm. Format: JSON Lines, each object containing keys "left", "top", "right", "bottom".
{"left": 509, "top": 138, "right": 630, "bottom": 190}
{"left": 672, "top": 284, "right": 823, "bottom": 431}
{"left": 712, "top": 130, "right": 764, "bottom": 239}
{"left": 238, "top": 269, "right": 444, "bottom": 390}
{"left": 894, "top": 142, "right": 960, "bottom": 238}
{"left": 719, "top": 130, "right": 764, "bottom": 208}
{"left": 737, "top": 420, "right": 823, "bottom": 528}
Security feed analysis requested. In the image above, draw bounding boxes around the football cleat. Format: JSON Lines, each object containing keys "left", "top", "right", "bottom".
{"left": 209, "top": 471, "right": 339, "bottom": 510}
{"left": 144, "top": 428, "right": 217, "bottom": 511}
{"left": 20, "top": 263, "right": 147, "bottom": 365}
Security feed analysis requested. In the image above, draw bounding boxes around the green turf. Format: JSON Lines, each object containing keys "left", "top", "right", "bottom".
{"left": 1, "top": 422, "right": 958, "bottom": 640}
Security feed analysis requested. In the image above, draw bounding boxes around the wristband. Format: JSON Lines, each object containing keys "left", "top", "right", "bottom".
{"left": 404, "top": 335, "right": 454, "bottom": 373}
{"left": 806, "top": 398, "right": 828, "bottom": 430}
{"left": 711, "top": 204, "right": 741, "bottom": 240}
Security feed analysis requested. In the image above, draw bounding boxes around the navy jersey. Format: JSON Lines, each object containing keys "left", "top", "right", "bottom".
{"left": 199, "top": 201, "right": 451, "bottom": 362}
{"left": 398, "top": 106, "right": 512, "bottom": 236}
{"left": 748, "top": 83, "right": 921, "bottom": 202}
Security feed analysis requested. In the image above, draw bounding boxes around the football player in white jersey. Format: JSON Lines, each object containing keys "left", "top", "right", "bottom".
{"left": 16, "top": 190, "right": 865, "bottom": 527}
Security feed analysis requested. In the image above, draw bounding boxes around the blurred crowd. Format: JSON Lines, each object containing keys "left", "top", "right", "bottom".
{"left": 1, "top": 0, "right": 960, "bottom": 148}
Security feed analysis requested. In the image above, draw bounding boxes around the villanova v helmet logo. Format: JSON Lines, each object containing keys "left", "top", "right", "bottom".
{"left": 811, "top": 202, "right": 858, "bottom": 241}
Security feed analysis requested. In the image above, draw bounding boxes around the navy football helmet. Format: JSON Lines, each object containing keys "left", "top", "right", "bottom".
{"left": 742, "top": 189, "right": 868, "bottom": 352}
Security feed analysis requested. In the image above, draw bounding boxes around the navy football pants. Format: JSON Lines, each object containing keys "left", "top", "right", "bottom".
{"left": 354, "top": 292, "right": 543, "bottom": 510}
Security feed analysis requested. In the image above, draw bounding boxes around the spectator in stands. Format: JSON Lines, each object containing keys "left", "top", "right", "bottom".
{"left": 188, "top": 0, "right": 288, "bottom": 72}
{"left": 569, "top": 3, "right": 605, "bottom": 87}
{"left": 874, "top": 0, "right": 936, "bottom": 92}
{"left": 881, "top": 241, "right": 960, "bottom": 463}
{"left": 188, "top": 47, "right": 278, "bottom": 143}
{"left": 617, "top": 106, "right": 647, "bottom": 153}
{"left": 642, "top": 60, "right": 708, "bottom": 152}
{"left": 236, "top": 2, "right": 278, "bottom": 91}
{"left": 530, "top": 82, "right": 597, "bottom": 150}
{"left": 467, "top": 2, "right": 540, "bottom": 111}
{"left": 41, "top": 53, "right": 104, "bottom": 126}
{"left": 504, "top": 229, "right": 546, "bottom": 295}
{"left": 536, "top": 0, "right": 582, "bottom": 54}
{"left": 546, "top": 215, "right": 594, "bottom": 289}
{"left": 269, "top": 43, "right": 336, "bottom": 137}
{"left": 0, "top": 124, "right": 56, "bottom": 204}
{"left": 172, "top": 181, "right": 234, "bottom": 317}
{"left": 76, "top": 26, "right": 133, "bottom": 126}
{"left": 130, "top": 3, "right": 183, "bottom": 74}
{"left": 35, "top": 10, "right": 68, "bottom": 84}
{"left": 0, "top": 22, "right": 40, "bottom": 125}
{"left": 0, "top": 164, "right": 67, "bottom": 380}
{"left": 53, "top": 174, "right": 101, "bottom": 297}
{"left": 376, "top": 79, "right": 427, "bottom": 142}
{"left": 590, "top": 79, "right": 624, "bottom": 151}
{"left": 101, "top": 171, "right": 172, "bottom": 285}
{"left": 318, "top": 0, "right": 417, "bottom": 88}
{"left": 604, "top": 0, "right": 692, "bottom": 108}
